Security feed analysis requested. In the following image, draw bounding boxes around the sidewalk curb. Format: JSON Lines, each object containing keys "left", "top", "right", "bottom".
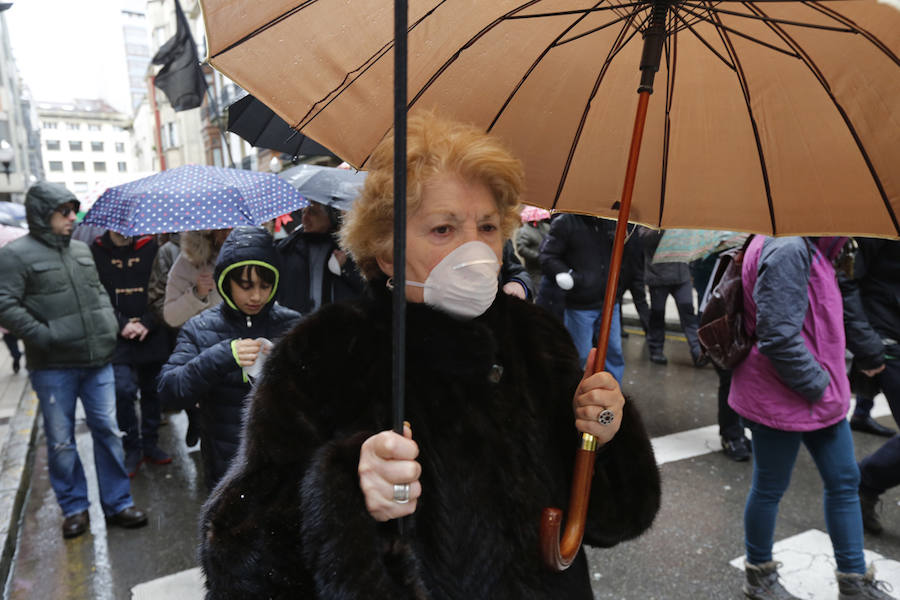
{"left": 0, "top": 383, "right": 39, "bottom": 588}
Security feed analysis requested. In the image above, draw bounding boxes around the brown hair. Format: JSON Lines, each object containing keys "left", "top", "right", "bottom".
{"left": 340, "top": 111, "right": 524, "bottom": 280}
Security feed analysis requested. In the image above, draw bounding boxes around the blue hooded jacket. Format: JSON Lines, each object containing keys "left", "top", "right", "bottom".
{"left": 158, "top": 226, "right": 301, "bottom": 489}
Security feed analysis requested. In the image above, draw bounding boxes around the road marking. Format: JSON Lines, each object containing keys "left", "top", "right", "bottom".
{"left": 729, "top": 529, "right": 900, "bottom": 599}
{"left": 653, "top": 394, "right": 892, "bottom": 465}
{"left": 131, "top": 567, "right": 204, "bottom": 599}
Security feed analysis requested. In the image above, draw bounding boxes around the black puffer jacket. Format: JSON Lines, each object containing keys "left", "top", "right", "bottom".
{"left": 539, "top": 214, "right": 616, "bottom": 310}
{"left": 0, "top": 182, "right": 118, "bottom": 370}
{"left": 200, "top": 282, "right": 660, "bottom": 599}
{"left": 158, "top": 227, "right": 301, "bottom": 489}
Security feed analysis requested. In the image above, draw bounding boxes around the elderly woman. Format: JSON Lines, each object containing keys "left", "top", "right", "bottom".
{"left": 199, "top": 113, "right": 660, "bottom": 599}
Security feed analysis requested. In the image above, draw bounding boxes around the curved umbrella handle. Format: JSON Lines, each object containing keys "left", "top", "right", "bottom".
{"left": 539, "top": 90, "right": 651, "bottom": 571}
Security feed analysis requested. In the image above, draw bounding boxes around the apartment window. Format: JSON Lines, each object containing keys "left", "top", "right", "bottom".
{"left": 93, "top": 161, "right": 107, "bottom": 172}
{"left": 42, "top": 121, "right": 58, "bottom": 129}
{"left": 48, "top": 161, "right": 63, "bottom": 172}
{"left": 162, "top": 122, "right": 179, "bottom": 149}
{"left": 91, "top": 141, "right": 104, "bottom": 152}
{"left": 115, "top": 142, "right": 125, "bottom": 153}
{"left": 88, "top": 124, "right": 101, "bottom": 131}
{"left": 69, "top": 141, "right": 83, "bottom": 151}
{"left": 66, "top": 122, "right": 80, "bottom": 130}
{"left": 46, "top": 140, "right": 60, "bottom": 151}
{"left": 117, "top": 162, "right": 128, "bottom": 173}
{"left": 72, "top": 161, "right": 85, "bottom": 172}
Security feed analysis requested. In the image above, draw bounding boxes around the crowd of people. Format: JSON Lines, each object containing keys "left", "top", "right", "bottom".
{"left": 0, "top": 112, "right": 896, "bottom": 598}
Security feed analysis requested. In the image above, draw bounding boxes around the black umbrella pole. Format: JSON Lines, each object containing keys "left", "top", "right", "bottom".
{"left": 392, "top": 0, "right": 409, "bottom": 536}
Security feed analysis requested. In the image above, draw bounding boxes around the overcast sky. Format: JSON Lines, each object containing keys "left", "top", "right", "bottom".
{"left": 6, "top": 0, "right": 137, "bottom": 113}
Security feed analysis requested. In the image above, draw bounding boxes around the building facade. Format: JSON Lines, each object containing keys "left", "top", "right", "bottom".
{"left": 0, "top": 8, "right": 35, "bottom": 203}
{"left": 36, "top": 99, "right": 137, "bottom": 206}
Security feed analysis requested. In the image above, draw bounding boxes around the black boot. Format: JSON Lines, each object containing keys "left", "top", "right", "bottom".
{"left": 850, "top": 415, "right": 896, "bottom": 437}
{"left": 836, "top": 566, "right": 894, "bottom": 599}
{"left": 743, "top": 561, "right": 801, "bottom": 600}
{"left": 859, "top": 489, "right": 883, "bottom": 535}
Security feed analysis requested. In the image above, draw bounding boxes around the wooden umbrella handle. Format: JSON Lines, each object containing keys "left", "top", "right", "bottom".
{"left": 539, "top": 90, "right": 651, "bottom": 571}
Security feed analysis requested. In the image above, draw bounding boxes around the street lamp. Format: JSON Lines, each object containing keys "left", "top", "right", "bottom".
{"left": 0, "top": 140, "right": 13, "bottom": 184}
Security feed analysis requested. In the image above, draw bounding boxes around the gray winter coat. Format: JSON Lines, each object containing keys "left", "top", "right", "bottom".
{"left": 0, "top": 182, "right": 118, "bottom": 370}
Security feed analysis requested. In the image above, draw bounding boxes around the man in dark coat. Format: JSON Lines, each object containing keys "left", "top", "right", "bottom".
{"left": 158, "top": 227, "right": 301, "bottom": 491}
{"left": 539, "top": 213, "right": 624, "bottom": 382}
{"left": 91, "top": 230, "right": 172, "bottom": 475}
{"left": 276, "top": 201, "right": 365, "bottom": 313}
{"left": 0, "top": 182, "right": 147, "bottom": 539}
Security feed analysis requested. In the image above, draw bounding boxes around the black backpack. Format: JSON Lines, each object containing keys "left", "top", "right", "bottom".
{"left": 697, "top": 236, "right": 755, "bottom": 370}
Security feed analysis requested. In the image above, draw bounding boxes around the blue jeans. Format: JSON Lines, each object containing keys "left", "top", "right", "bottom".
{"left": 30, "top": 365, "right": 134, "bottom": 518}
{"left": 744, "top": 419, "right": 865, "bottom": 574}
{"left": 563, "top": 304, "right": 624, "bottom": 384}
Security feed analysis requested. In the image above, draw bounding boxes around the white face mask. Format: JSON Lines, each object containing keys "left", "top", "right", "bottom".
{"left": 407, "top": 241, "right": 500, "bottom": 319}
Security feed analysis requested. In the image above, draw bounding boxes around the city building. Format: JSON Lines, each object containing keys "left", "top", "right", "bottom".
{"left": 0, "top": 8, "right": 35, "bottom": 203}
{"left": 36, "top": 99, "right": 137, "bottom": 206}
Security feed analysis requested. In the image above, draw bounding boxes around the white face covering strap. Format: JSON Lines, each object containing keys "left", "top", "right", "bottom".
{"left": 407, "top": 241, "right": 500, "bottom": 319}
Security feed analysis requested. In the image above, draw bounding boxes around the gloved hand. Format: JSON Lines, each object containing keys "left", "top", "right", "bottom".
{"left": 555, "top": 271, "right": 574, "bottom": 290}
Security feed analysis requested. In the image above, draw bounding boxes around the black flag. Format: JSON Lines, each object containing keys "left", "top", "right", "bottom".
{"left": 151, "top": 0, "right": 208, "bottom": 111}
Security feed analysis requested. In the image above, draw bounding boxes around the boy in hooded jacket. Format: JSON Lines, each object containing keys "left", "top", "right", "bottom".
{"left": 158, "top": 227, "right": 300, "bottom": 491}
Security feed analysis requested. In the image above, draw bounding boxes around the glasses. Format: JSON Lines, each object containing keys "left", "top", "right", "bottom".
{"left": 55, "top": 205, "right": 75, "bottom": 217}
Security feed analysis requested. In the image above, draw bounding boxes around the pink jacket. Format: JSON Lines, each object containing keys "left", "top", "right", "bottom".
{"left": 729, "top": 236, "right": 850, "bottom": 432}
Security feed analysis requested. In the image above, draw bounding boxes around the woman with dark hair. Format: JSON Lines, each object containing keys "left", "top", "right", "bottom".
{"left": 199, "top": 113, "right": 660, "bottom": 599}
{"left": 158, "top": 227, "right": 300, "bottom": 490}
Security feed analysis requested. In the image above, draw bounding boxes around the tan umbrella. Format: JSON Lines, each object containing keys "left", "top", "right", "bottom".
{"left": 202, "top": 0, "right": 900, "bottom": 237}
{"left": 200, "top": 0, "right": 900, "bottom": 572}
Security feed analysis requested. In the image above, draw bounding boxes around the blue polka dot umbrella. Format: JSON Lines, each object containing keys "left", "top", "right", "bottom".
{"left": 81, "top": 164, "right": 309, "bottom": 236}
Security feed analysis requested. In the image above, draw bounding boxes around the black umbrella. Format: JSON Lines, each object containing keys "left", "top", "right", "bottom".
{"left": 226, "top": 94, "right": 337, "bottom": 159}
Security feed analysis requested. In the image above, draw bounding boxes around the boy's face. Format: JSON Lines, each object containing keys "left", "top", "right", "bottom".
{"left": 228, "top": 267, "right": 272, "bottom": 315}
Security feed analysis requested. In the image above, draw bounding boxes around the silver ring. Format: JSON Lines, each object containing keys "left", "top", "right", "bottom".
{"left": 597, "top": 409, "right": 615, "bottom": 425}
{"left": 393, "top": 483, "right": 410, "bottom": 504}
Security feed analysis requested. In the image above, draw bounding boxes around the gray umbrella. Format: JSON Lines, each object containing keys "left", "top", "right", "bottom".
{"left": 278, "top": 163, "right": 367, "bottom": 211}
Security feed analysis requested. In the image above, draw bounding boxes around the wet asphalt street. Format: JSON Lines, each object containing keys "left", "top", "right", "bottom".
{"left": 5, "top": 327, "right": 900, "bottom": 599}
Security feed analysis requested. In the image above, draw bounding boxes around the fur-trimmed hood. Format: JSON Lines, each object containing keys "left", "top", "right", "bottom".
{"left": 179, "top": 229, "right": 222, "bottom": 267}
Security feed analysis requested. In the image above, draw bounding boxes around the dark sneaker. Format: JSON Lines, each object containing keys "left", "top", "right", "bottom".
{"left": 185, "top": 410, "right": 200, "bottom": 447}
{"left": 723, "top": 436, "right": 752, "bottom": 462}
{"left": 11, "top": 357, "right": 20, "bottom": 374}
{"left": 105, "top": 506, "right": 148, "bottom": 529}
{"left": 691, "top": 351, "right": 710, "bottom": 368}
{"left": 850, "top": 416, "right": 896, "bottom": 437}
{"left": 744, "top": 561, "right": 801, "bottom": 599}
{"left": 837, "top": 566, "right": 894, "bottom": 599}
{"left": 649, "top": 352, "right": 668, "bottom": 365}
{"left": 62, "top": 510, "right": 89, "bottom": 539}
{"left": 859, "top": 489, "right": 883, "bottom": 535}
{"left": 143, "top": 446, "right": 172, "bottom": 465}
{"left": 124, "top": 449, "right": 143, "bottom": 478}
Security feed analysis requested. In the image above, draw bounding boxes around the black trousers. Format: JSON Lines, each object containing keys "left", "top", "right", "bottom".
{"left": 859, "top": 434, "right": 900, "bottom": 496}
{"left": 3, "top": 333, "right": 21, "bottom": 360}
{"left": 852, "top": 358, "right": 900, "bottom": 429}
{"left": 647, "top": 281, "right": 701, "bottom": 357}
{"left": 113, "top": 363, "right": 164, "bottom": 453}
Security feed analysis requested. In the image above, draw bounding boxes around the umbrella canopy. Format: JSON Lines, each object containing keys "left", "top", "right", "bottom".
{"left": 82, "top": 164, "right": 309, "bottom": 236}
{"left": 278, "top": 163, "right": 367, "bottom": 211}
{"left": 520, "top": 205, "right": 552, "bottom": 223}
{"left": 0, "top": 224, "right": 27, "bottom": 247}
{"left": 652, "top": 229, "right": 750, "bottom": 263}
{"left": 227, "top": 94, "right": 339, "bottom": 158}
{"left": 202, "top": 0, "right": 900, "bottom": 238}
{"left": 0, "top": 202, "right": 26, "bottom": 228}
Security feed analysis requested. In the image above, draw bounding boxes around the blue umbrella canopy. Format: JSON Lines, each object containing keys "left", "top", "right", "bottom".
{"left": 82, "top": 164, "right": 309, "bottom": 236}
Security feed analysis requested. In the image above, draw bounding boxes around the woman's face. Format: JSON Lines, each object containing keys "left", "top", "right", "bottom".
{"left": 301, "top": 202, "right": 331, "bottom": 234}
{"left": 378, "top": 174, "right": 503, "bottom": 303}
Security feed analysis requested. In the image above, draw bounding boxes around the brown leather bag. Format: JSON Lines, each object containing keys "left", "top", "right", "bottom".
{"left": 697, "top": 236, "right": 755, "bottom": 370}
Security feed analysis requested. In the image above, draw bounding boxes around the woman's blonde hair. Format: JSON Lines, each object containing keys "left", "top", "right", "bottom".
{"left": 341, "top": 111, "right": 524, "bottom": 280}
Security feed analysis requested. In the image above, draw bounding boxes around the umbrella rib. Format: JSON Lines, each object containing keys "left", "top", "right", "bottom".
{"left": 555, "top": 12, "right": 638, "bottom": 47}
{"left": 292, "top": 1, "right": 448, "bottom": 132}
{"left": 551, "top": 9, "right": 643, "bottom": 211}
{"left": 678, "top": 5, "right": 800, "bottom": 58}
{"left": 669, "top": 7, "right": 736, "bottom": 70}
{"left": 707, "top": 3, "right": 778, "bottom": 235}
{"left": 209, "top": 0, "right": 320, "bottom": 60}
{"left": 506, "top": 3, "right": 650, "bottom": 18}
{"left": 485, "top": 1, "right": 612, "bottom": 132}
{"left": 804, "top": 1, "right": 900, "bottom": 68}
{"left": 658, "top": 12, "right": 678, "bottom": 227}
{"left": 682, "top": 1, "right": 854, "bottom": 32}
{"left": 745, "top": 2, "right": 900, "bottom": 235}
